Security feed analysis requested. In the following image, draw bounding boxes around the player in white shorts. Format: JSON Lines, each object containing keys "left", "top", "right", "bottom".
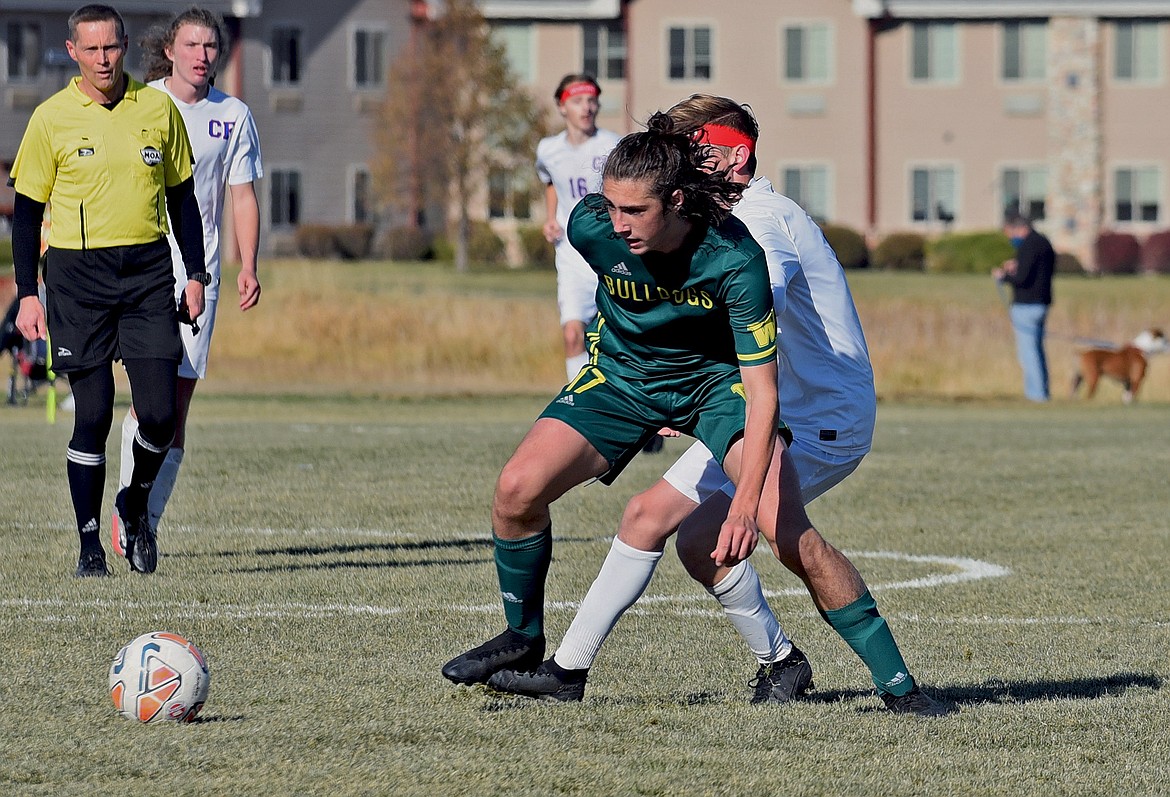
{"left": 113, "top": 6, "right": 263, "bottom": 552}
{"left": 535, "top": 74, "right": 621, "bottom": 380}
{"left": 489, "top": 96, "right": 947, "bottom": 716}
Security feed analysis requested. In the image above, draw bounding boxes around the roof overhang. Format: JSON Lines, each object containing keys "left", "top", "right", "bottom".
{"left": 2, "top": 0, "right": 262, "bottom": 16}
{"left": 853, "top": 0, "right": 1170, "bottom": 18}
{"left": 475, "top": 0, "right": 620, "bottom": 20}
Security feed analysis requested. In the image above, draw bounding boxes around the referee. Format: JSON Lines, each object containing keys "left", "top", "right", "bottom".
{"left": 11, "top": 4, "right": 208, "bottom": 577}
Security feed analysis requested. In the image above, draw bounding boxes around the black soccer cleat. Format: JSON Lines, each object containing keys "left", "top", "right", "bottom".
{"left": 748, "top": 644, "right": 814, "bottom": 704}
{"left": 115, "top": 488, "right": 158, "bottom": 575}
{"left": 880, "top": 681, "right": 955, "bottom": 717}
{"left": 488, "top": 657, "right": 588, "bottom": 702}
{"left": 75, "top": 548, "right": 110, "bottom": 578}
{"left": 442, "top": 628, "right": 545, "bottom": 685}
{"left": 641, "top": 435, "right": 665, "bottom": 454}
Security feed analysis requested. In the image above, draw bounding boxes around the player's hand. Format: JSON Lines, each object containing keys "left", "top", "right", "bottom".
{"left": 183, "top": 280, "right": 205, "bottom": 321}
{"left": 15, "top": 296, "right": 47, "bottom": 341}
{"left": 712, "top": 509, "right": 759, "bottom": 567}
{"left": 542, "top": 219, "right": 563, "bottom": 244}
{"left": 238, "top": 269, "right": 261, "bottom": 311}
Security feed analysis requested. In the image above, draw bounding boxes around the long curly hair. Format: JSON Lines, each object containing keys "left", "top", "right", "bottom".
{"left": 139, "top": 6, "right": 229, "bottom": 83}
{"left": 602, "top": 112, "right": 744, "bottom": 227}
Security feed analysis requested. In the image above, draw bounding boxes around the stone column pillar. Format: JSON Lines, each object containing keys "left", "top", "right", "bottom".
{"left": 1047, "top": 16, "right": 1102, "bottom": 271}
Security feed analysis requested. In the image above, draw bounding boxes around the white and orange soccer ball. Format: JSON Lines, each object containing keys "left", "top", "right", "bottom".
{"left": 109, "top": 631, "right": 210, "bottom": 723}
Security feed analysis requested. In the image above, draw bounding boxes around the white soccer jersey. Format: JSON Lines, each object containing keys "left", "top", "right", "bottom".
{"left": 150, "top": 79, "right": 263, "bottom": 301}
{"left": 535, "top": 128, "right": 621, "bottom": 230}
{"left": 737, "top": 176, "right": 876, "bottom": 454}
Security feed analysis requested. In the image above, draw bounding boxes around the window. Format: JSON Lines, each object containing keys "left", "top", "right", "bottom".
{"left": 352, "top": 168, "right": 372, "bottom": 224}
{"left": 782, "top": 165, "right": 830, "bottom": 222}
{"left": 583, "top": 21, "right": 626, "bottom": 80}
{"left": 6, "top": 22, "right": 41, "bottom": 80}
{"left": 492, "top": 23, "right": 534, "bottom": 83}
{"left": 668, "top": 25, "right": 711, "bottom": 81}
{"left": 270, "top": 169, "right": 302, "bottom": 227}
{"left": 783, "top": 23, "right": 830, "bottom": 83}
{"left": 488, "top": 168, "right": 532, "bottom": 221}
{"left": 910, "top": 22, "right": 957, "bottom": 82}
{"left": 1115, "top": 20, "right": 1160, "bottom": 82}
{"left": 911, "top": 166, "right": 956, "bottom": 223}
{"left": 1003, "top": 167, "right": 1047, "bottom": 221}
{"left": 1114, "top": 167, "right": 1160, "bottom": 223}
{"left": 1002, "top": 20, "right": 1046, "bottom": 81}
{"left": 271, "top": 27, "right": 302, "bottom": 85}
{"left": 353, "top": 29, "right": 386, "bottom": 89}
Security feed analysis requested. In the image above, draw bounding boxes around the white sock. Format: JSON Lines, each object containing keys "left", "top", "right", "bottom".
{"left": 711, "top": 561, "right": 792, "bottom": 664}
{"left": 118, "top": 411, "right": 138, "bottom": 491}
{"left": 147, "top": 447, "right": 184, "bottom": 529}
{"left": 554, "top": 537, "right": 662, "bottom": 670}
{"left": 566, "top": 352, "right": 589, "bottom": 380}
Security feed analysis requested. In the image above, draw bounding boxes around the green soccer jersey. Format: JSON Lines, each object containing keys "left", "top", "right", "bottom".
{"left": 567, "top": 194, "right": 777, "bottom": 377}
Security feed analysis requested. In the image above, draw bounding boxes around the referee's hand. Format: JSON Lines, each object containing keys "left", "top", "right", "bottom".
{"left": 182, "top": 280, "right": 205, "bottom": 322}
{"left": 15, "top": 296, "right": 47, "bottom": 341}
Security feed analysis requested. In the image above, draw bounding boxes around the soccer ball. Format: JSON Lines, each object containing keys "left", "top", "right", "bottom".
{"left": 109, "top": 631, "right": 210, "bottom": 723}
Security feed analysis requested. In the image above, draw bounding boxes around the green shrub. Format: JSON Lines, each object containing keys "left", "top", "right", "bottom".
{"left": 820, "top": 223, "right": 868, "bottom": 269}
{"left": 294, "top": 224, "right": 374, "bottom": 259}
{"left": 294, "top": 224, "right": 335, "bottom": 258}
{"left": 334, "top": 224, "right": 374, "bottom": 260}
{"left": 377, "top": 226, "right": 433, "bottom": 262}
{"left": 432, "top": 221, "right": 507, "bottom": 266}
{"left": 517, "top": 225, "right": 554, "bottom": 269}
{"left": 926, "top": 230, "right": 1015, "bottom": 274}
{"left": 1054, "top": 251, "right": 1085, "bottom": 275}
{"left": 872, "top": 232, "right": 927, "bottom": 271}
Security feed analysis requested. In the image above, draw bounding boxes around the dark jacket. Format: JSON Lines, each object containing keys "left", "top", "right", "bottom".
{"left": 1005, "top": 229, "right": 1054, "bottom": 305}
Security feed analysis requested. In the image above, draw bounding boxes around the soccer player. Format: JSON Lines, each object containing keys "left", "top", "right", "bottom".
{"left": 535, "top": 74, "right": 621, "bottom": 381}
{"left": 442, "top": 113, "right": 780, "bottom": 685}
{"left": 488, "top": 96, "right": 948, "bottom": 716}
{"left": 111, "top": 6, "right": 263, "bottom": 553}
{"left": 10, "top": 3, "right": 206, "bottom": 577}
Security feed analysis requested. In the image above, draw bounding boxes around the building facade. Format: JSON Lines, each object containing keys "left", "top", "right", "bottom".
{"left": 4, "top": 0, "right": 1170, "bottom": 268}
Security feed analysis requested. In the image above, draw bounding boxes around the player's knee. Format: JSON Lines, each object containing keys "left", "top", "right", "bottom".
{"left": 492, "top": 463, "right": 542, "bottom": 524}
{"left": 618, "top": 491, "right": 673, "bottom": 551}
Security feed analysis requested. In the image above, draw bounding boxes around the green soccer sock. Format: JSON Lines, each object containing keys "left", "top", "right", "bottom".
{"left": 823, "top": 590, "right": 914, "bottom": 696}
{"left": 493, "top": 524, "right": 552, "bottom": 640}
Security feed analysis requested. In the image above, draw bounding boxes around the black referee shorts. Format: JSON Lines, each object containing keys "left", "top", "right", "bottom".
{"left": 44, "top": 239, "right": 182, "bottom": 373}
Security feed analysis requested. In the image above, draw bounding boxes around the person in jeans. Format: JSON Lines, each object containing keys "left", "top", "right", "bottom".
{"left": 995, "top": 210, "right": 1055, "bottom": 402}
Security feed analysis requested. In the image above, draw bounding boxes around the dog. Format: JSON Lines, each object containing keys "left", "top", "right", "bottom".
{"left": 1071, "top": 328, "right": 1168, "bottom": 404}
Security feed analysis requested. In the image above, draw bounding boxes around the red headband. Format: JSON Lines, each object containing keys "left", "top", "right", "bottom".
{"left": 695, "top": 124, "right": 756, "bottom": 154}
{"left": 559, "top": 81, "right": 599, "bottom": 103}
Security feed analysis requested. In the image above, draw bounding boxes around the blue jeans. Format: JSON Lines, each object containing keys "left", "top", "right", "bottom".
{"left": 1010, "top": 303, "right": 1050, "bottom": 401}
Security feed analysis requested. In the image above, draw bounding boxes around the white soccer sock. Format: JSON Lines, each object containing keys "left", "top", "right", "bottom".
{"left": 565, "top": 352, "right": 589, "bottom": 380}
{"left": 147, "top": 447, "right": 184, "bottom": 529}
{"left": 711, "top": 561, "right": 792, "bottom": 664}
{"left": 118, "top": 411, "right": 138, "bottom": 491}
{"left": 554, "top": 537, "right": 662, "bottom": 670}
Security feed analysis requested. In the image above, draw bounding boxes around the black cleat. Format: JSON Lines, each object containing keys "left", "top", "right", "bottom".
{"left": 442, "top": 628, "right": 545, "bottom": 685}
{"left": 488, "top": 657, "right": 588, "bottom": 702}
{"left": 115, "top": 488, "right": 157, "bottom": 574}
{"left": 748, "top": 645, "right": 814, "bottom": 704}
{"left": 641, "top": 435, "right": 665, "bottom": 454}
{"left": 75, "top": 549, "right": 110, "bottom": 578}
{"left": 880, "top": 682, "right": 954, "bottom": 716}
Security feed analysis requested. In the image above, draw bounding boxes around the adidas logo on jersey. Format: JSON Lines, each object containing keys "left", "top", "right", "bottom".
{"left": 611, "top": 261, "right": 632, "bottom": 276}
{"left": 555, "top": 394, "right": 575, "bottom": 406}
{"left": 57, "top": 346, "right": 72, "bottom": 357}
{"left": 500, "top": 591, "right": 523, "bottom": 604}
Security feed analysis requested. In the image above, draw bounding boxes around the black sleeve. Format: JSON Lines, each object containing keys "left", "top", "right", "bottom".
{"left": 12, "top": 192, "right": 46, "bottom": 299}
{"left": 165, "top": 176, "right": 206, "bottom": 279}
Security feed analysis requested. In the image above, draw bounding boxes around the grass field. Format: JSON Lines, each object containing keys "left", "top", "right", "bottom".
{"left": 1, "top": 394, "right": 1167, "bottom": 796}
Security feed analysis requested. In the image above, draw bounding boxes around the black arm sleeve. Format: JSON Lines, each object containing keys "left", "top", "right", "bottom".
{"left": 164, "top": 176, "right": 206, "bottom": 279}
{"left": 12, "top": 192, "right": 46, "bottom": 299}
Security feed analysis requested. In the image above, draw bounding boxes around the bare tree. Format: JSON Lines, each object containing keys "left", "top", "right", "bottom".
{"left": 373, "top": 0, "right": 546, "bottom": 271}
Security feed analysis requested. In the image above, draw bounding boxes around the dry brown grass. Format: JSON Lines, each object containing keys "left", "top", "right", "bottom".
{"left": 11, "top": 261, "right": 1168, "bottom": 402}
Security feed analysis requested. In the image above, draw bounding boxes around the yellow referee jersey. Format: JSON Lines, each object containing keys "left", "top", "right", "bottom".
{"left": 11, "top": 75, "right": 194, "bottom": 251}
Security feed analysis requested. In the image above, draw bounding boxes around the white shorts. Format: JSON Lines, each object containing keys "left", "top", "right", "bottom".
{"left": 177, "top": 292, "right": 218, "bottom": 380}
{"left": 555, "top": 239, "right": 598, "bottom": 326}
{"left": 662, "top": 437, "right": 866, "bottom": 506}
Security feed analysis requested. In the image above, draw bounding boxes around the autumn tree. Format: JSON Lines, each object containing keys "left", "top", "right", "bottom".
{"left": 373, "top": 0, "right": 547, "bottom": 271}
